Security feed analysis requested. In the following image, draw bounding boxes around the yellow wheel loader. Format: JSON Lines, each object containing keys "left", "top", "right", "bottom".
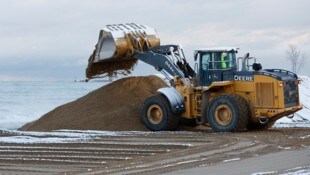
{"left": 86, "top": 23, "right": 302, "bottom": 132}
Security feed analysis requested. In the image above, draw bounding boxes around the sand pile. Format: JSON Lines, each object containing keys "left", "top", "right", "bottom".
{"left": 20, "top": 76, "right": 167, "bottom": 131}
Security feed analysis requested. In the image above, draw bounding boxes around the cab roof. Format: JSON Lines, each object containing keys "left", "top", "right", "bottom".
{"left": 195, "top": 47, "right": 239, "bottom": 52}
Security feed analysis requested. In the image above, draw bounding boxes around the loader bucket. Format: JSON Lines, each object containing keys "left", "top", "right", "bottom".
{"left": 86, "top": 23, "right": 160, "bottom": 79}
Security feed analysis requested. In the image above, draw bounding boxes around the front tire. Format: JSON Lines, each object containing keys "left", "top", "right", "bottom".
{"left": 207, "top": 94, "right": 249, "bottom": 132}
{"left": 141, "top": 94, "right": 179, "bottom": 131}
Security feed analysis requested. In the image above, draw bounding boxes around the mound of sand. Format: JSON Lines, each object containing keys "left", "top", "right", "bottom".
{"left": 20, "top": 76, "right": 167, "bottom": 131}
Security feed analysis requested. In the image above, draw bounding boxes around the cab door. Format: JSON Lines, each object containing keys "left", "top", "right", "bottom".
{"left": 199, "top": 52, "right": 223, "bottom": 86}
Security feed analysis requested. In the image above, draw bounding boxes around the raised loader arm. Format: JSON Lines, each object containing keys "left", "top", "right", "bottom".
{"left": 134, "top": 45, "right": 185, "bottom": 80}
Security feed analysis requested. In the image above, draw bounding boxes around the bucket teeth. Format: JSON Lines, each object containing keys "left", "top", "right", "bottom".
{"left": 86, "top": 23, "right": 160, "bottom": 79}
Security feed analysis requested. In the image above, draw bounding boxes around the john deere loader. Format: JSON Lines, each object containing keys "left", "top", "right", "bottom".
{"left": 86, "top": 23, "right": 302, "bottom": 132}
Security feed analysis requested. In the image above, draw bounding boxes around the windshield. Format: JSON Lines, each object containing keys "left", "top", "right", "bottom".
{"left": 200, "top": 51, "right": 236, "bottom": 70}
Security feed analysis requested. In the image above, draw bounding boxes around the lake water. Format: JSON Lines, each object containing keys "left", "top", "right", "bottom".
{"left": 0, "top": 81, "right": 104, "bottom": 129}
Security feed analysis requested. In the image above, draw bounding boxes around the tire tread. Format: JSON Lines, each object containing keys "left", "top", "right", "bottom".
{"left": 207, "top": 94, "right": 249, "bottom": 132}
{"left": 141, "top": 94, "right": 178, "bottom": 131}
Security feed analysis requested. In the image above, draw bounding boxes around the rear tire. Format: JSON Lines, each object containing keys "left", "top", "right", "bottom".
{"left": 141, "top": 94, "right": 179, "bottom": 131}
{"left": 207, "top": 94, "right": 249, "bottom": 132}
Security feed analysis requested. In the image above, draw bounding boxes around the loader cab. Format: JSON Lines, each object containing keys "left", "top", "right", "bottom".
{"left": 195, "top": 47, "right": 238, "bottom": 86}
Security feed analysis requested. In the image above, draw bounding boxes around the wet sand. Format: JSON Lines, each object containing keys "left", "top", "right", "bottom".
{"left": 0, "top": 128, "right": 309, "bottom": 175}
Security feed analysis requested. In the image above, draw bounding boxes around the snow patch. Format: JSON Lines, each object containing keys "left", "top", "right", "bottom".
{"left": 278, "top": 146, "right": 291, "bottom": 150}
{"left": 0, "top": 135, "right": 86, "bottom": 144}
{"left": 222, "top": 158, "right": 241, "bottom": 163}
{"left": 280, "top": 166, "right": 310, "bottom": 175}
{"left": 251, "top": 171, "right": 278, "bottom": 175}
{"left": 0, "top": 129, "right": 194, "bottom": 145}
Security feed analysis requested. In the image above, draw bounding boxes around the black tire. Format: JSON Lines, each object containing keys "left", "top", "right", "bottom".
{"left": 207, "top": 94, "right": 249, "bottom": 132}
{"left": 247, "top": 121, "right": 276, "bottom": 131}
{"left": 141, "top": 94, "right": 179, "bottom": 131}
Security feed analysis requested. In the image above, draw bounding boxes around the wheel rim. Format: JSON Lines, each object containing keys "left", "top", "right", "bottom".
{"left": 147, "top": 104, "right": 163, "bottom": 125}
{"left": 214, "top": 104, "right": 233, "bottom": 125}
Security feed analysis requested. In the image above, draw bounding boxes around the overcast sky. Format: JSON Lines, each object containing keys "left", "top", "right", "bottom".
{"left": 0, "top": 0, "right": 309, "bottom": 81}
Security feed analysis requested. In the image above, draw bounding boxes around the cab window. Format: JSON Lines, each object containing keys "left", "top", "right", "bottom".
{"left": 201, "top": 53, "right": 210, "bottom": 70}
{"left": 200, "top": 51, "right": 236, "bottom": 70}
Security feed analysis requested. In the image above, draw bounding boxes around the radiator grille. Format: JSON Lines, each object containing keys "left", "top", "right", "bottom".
{"left": 284, "top": 80, "right": 298, "bottom": 107}
{"left": 256, "top": 83, "right": 274, "bottom": 107}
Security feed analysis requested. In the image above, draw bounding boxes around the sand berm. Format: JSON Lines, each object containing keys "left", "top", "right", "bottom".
{"left": 21, "top": 76, "right": 168, "bottom": 131}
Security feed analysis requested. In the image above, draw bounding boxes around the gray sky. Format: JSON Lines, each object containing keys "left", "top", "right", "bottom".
{"left": 0, "top": 0, "right": 309, "bottom": 81}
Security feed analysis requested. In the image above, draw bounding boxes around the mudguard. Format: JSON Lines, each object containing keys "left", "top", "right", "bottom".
{"left": 157, "top": 87, "right": 185, "bottom": 114}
